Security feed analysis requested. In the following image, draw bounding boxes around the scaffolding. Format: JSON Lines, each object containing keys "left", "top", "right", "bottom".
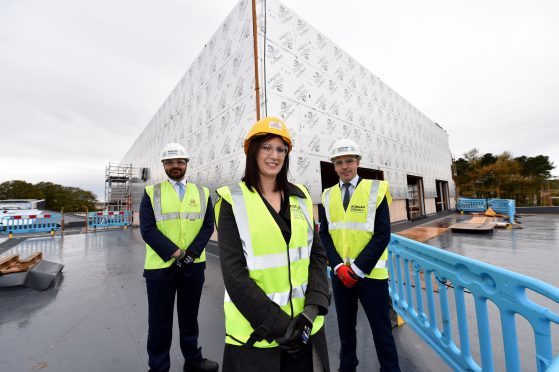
{"left": 105, "top": 163, "right": 139, "bottom": 211}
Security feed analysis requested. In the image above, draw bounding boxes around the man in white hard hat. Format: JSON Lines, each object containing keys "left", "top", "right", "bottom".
{"left": 140, "top": 143, "right": 218, "bottom": 372}
{"left": 319, "top": 139, "right": 400, "bottom": 372}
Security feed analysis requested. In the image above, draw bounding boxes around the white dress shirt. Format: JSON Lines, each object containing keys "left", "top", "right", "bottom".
{"left": 168, "top": 179, "right": 186, "bottom": 200}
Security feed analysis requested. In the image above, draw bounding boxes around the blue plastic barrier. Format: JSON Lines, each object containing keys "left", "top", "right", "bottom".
{"left": 488, "top": 199, "right": 516, "bottom": 223}
{"left": 456, "top": 198, "right": 488, "bottom": 212}
{"left": 548, "top": 357, "right": 559, "bottom": 372}
{"left": 457, "top": 198, "right": 516, "bottom": 223}
{"left": 388, "top": 234, "right": 559, "bottom": 372}
{"left": 87, "top": 211, "right": 131, "bottom": 229}
{"left": 0, "top": 213, "right": 61, "bottom": 235}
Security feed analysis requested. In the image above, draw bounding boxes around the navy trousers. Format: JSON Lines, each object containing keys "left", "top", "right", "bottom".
{"left": 146, "top": 266, "right": 205, "bottom": 372}
{"left": 331, "top": 273, "right": 400, "bottom": 372}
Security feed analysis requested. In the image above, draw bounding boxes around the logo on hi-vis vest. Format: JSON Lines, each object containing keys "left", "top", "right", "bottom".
{"left": 188, "top": 198, "right": 198, "bottom": 208}
{"left": 290, "top": 204, "right": 305, "bottom": 219}
{"left": 350, "top": 205, "right": 366, "bottom": 214}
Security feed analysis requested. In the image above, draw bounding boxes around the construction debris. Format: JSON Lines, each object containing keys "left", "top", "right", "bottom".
{"left": 483, "top": 207, "right": 499, "bottom": 217}
{"left": 0, "top": 252, "right": 64, "bottom": 290}
{"left": 0, "top": 252, "right": 43, "bottom": 274}
{"left": 450, "top": 217, "right": 496, "bottom": 233}
{"left": 396, "top": 226, "right": 449, "bottom": 243}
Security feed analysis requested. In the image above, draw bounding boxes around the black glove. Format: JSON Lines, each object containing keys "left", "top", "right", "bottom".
{"left": 175, "top": 250, "right": 198, "bottom": 269}
{"left": 276, "top": 313, "right": 313, "bottom": 357}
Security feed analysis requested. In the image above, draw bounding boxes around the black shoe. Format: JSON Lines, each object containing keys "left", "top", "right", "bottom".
{"left": 183, "top": 358, "right": 219, "bottom": 372}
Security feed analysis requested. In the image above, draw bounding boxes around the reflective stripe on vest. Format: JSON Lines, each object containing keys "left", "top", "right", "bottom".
{"left": 228, "top": 184, "right": 313, "bottom": 271}
{"left": 217, "top": 182, "right": 324, "bottom": 347}
{"left": 153, "top": 183, "right": 207, "bottom": 222}
{"left": 144, "top": 181, "right": 208, "bottom": 269}
{"left": 224, "top": 282, "right": 308, "bottom": 307}
{"left": 322, "top": 179, "right": 389, "bottom": 278}
{"left": 322, "top": 180, "right": 380, "bottom": 232}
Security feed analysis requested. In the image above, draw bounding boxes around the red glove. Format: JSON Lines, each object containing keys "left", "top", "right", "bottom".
{"left": 336, "top": 265, "right": 359, "bottom": 288}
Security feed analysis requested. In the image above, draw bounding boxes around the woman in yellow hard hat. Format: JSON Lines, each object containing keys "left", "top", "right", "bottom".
{"left": 214, "top": 116, "right": 330, "bottom": 371}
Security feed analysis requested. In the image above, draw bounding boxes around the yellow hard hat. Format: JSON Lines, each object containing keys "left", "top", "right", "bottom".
{"left": 243, "top": 116, "right": 292, "bottom": 154}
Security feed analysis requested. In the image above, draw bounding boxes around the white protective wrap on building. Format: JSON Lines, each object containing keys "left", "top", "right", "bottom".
{"left": 121, "top": 0, "right": 455, "bottom": 220}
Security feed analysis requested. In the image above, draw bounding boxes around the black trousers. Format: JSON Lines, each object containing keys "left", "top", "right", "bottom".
{"left": 331, "top": 274, "right": 400, "bottom": 372}
{"left": 146, "top": 266, "right": 205, "bottom": 372}
{"left": 222, "top": 327, "right": 329, "bottom": 372}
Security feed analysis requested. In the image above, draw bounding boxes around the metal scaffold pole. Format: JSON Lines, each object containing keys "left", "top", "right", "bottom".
{"left": 105, "top": 163, "right": 137, "bottom": 212}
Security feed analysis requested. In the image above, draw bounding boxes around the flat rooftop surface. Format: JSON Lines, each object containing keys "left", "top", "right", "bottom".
{"left": 402, "top": 213, "right": 559, "bottom": 370}
{"left": 421, "top": 213, "right": 559, "bottom": 287}
{"left": 1, "top": 213, "right": 558, "bottom": 371}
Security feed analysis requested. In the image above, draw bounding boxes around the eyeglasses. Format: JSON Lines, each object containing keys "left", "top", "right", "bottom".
{"left": 333, "top": 158, "right": 357, "bottom": 167}
{"left": 163, "top": 159, "right": 188, "bottom": 166}
{"left": 261, "top": 144, "right": 289, "bottom": 157}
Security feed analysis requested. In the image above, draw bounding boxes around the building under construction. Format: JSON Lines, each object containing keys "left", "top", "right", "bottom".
{"left": 3, "top": 3, "right": 559, "bottom": 370}
{"left": 120, "top": 0, "right": 455, "bottom": 223}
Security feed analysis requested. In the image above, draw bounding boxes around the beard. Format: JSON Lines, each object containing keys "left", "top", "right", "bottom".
{"left": 165, "top": 167, "right": 186, "bottom": 181}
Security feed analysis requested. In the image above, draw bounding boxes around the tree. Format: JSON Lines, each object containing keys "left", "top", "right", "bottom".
{"left": 483, "top": 152, "right": 522, "bottom": 198}
{"left": 35, "top": 182, "right": 96, "bottom": 211}
{"left": 520, "top": 155, "right": 554, "bottom": 178}
{"left": 0, "top": 180, "right": 44, "bottom": 200}
{"left": 454, "top": 149, "right": 556, "bottom": 206}
{"left": 0, "top": 180, "right": 97, "bottom": 212}
{"left": 454, "top": 158, "right": 471, "bottom": 193}
{"left": 479, "top": 153, "right": 497, "bottom": 167}
{"left": 463, "top": 148, "right": 480, "bottom": 163}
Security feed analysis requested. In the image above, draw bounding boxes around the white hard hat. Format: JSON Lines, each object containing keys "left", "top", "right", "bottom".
{"left": 160, "top": 143, "right": 189, "bottom": 161}
{"left": 330, "top": 138, "right": 361, "bottom": 161}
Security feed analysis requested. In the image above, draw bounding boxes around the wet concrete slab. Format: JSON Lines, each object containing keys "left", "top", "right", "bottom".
{"left": 0, "top": 229, "right": 447, "bottom": 372}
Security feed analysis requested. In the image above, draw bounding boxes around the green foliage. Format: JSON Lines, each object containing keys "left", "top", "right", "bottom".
{"left": 454, "top": 149, "right": 556, "bottom": 206}
{"left": 0, "top": 180, "right": 44, "bottom": 200}
{"left": 0, "top": 181, "right": 97, "bottom": 212}
{"left": 515, "top": 155, "right": 554, "bottom": 178}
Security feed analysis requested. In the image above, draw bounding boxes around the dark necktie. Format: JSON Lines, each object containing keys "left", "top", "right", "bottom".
{"left": 343, "top": 183, "right": 351, "bottom": 211}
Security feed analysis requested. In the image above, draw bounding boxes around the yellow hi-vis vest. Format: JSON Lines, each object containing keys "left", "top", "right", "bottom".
{"left": 215, "top": 182, "right": 325, "bottom": 348}
{"left": 144, "top": 181, "right": 209, "bottom": 269}
{"left": 322, "top": 179, "right": 392, "bottom": 280}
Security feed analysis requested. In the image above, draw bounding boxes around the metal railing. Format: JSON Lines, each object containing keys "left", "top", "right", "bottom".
{"left": 0, "top": 213, "right": 61, "bottom": 235}
{"left": 87, "top": 211, "right": 131, "bottom": 229}
{"left": 388, "top": 234, "right": 559, "bottom": 372}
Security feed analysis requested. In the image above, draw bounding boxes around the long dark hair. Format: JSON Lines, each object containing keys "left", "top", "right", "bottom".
{"left": 242, "top": 134, "right": 290, "bottom": 194}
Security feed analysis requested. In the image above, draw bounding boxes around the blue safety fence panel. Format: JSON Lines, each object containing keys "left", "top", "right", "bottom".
{"left": 87, "top": 211, "right": 131, "bottom": 228}
{"left": 548, "top": 356, "right": 559, "bottom": 371}
{"left": 457, "top": 198, "right": 516, "bottom": 223}
{"left": 388, "top": 234, "right": 559, "bottom": 372}
{"left": 488, "top": 199, "right": 516, "bottom": 223}
{"left": 456, "top": 198, "right": 488, "bottom": 212}
{"left": 0, "top": 213, "right": 61, "bottom": 235}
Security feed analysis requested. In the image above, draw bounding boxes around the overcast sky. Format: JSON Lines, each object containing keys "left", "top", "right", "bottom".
{"left": 1, "top": 0, "right": 558, "bottom": 201}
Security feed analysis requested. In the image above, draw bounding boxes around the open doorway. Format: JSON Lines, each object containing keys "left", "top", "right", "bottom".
{"left": 435, "top": 180, "right": 450, "bottom": 212}
{"left": 320, "top": 161, "right": 384, "bottom": 191}
{"left": 406, "top": 175, "right": 425, "bottom": 220}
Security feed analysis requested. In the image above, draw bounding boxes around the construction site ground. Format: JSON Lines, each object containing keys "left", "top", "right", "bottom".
{"left": 1, "top": 212, "right": 558, "bottom": 371}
